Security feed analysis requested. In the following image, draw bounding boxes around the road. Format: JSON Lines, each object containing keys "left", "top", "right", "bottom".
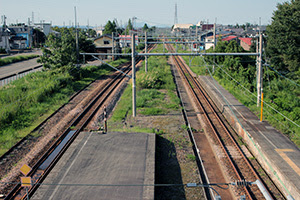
{"left": 0, "top": 58, "right": 42, "bottom": 79}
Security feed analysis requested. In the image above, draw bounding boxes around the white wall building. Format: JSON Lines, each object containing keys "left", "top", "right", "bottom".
{"left": 34, "top": 22, "right": 52, "bottom": 36}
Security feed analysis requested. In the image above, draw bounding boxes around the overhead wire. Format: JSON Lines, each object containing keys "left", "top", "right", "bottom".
{"left": 203, "top": 57, "right": 299, "bottom": 129}
{"left": 200, "top": 56, "right": 293, "bottom": 195}
{"left": 263, "top": 61, "right": 300, "bottom": 87}
{"left": 262, "top": 40, "right": 299, "bottom": 87}
{"left": 0, "top": 181, "right": 240, "bottom": 189}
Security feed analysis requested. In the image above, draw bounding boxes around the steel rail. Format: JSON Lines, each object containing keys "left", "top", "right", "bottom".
{"left": 5, "top": 63, "right": 132, "bottom": 200}
{"left": 169, "top": 43, "right": 273, "bottom": 199}
{"left": 175, "top": 50, "right": 273, "bottom": 198}
{"left": 5, "top": 44, "right": 156, "bottom": 200}
{"left": 166, "top": 43, "right": 257, "bottom": 199}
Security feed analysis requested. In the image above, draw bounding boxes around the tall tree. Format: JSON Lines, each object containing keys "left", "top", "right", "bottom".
{"left": 103, "top": 20, "right": 116, "bottom": 35}
{"left": 142, "top": 23, "right": 149, "bottom": 32}
{"left": 38, "top": 28, "right": 95, "bottom": 70}
{"left": 266, "top": 0, "right": 300, "bottom": 77}
{"left": 125, "top": 19, "right": 133, "bottom": 35}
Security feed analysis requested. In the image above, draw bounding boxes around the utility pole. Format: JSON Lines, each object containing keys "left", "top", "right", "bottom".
{"left": 112, "top": 32, "right": 114, "bottom": 61}
{"left": 131, "top": 33, "right": 137, "bottom": 117}
{"left": 174, "top": 3, "right": 178, "bottom": 25}
{"left": 74, "top": 6, "right": 79, "bottom": 66}
{"left": 196, "top": 25, "right": 198, "bottom": 41}
{"left": 32, "top": 12, "right": 34, "bottom": 25}
{"left": 145, "top": 31, "right": 148, "bottom": 73}
{"left": 213, "top": 22, "right": 216, "bottom": 72}
{"left": 257, "top": 33, "right": 263, "bottom": 107}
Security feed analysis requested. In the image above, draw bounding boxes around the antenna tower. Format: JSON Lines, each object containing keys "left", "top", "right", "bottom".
{"left": 174, "top": 3, "right": 178, "bottom": 25}
{"left": 32, "top": 12, "right": 34, "bottom": 24}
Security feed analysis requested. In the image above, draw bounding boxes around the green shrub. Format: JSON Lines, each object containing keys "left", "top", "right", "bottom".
{"left": 0, "top": 63, "right": 118, "bottom": 155}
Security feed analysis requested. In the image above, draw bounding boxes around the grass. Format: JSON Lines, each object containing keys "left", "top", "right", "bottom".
{"left": 109, "top": 44, "right": 180, "bottom": 123}
{"left": 186, "top": 154, "right": 196, "bottom": 161}
{"left": 174, "top": 44, "right": 300, "bottom": 147}
{"left": 108, "top": 44, "right": 204, "bottom": 199}
{"left": 0, "top": 60, "right": 126, "bottom": 156}
{"left": 0, "top": 55, "right": 39, "bottom": 66}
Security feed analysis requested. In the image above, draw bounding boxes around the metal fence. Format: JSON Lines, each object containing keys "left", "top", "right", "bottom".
{"left": 0, "top": 65, "right": 43, "bottom": 87}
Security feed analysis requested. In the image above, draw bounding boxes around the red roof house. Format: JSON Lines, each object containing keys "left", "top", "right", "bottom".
{"left": 239, "top": 37, "right": 252, "bottom": 51}
{"left": 222, "top": 35, "right": 238, "bottom": 42}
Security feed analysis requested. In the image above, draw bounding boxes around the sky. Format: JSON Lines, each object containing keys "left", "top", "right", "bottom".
{"left": 0, "top": 0, "right": 288, "bottom": 28}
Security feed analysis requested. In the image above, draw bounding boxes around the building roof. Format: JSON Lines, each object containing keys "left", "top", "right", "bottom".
{"left": 173, "top": 24, "right": 193, "bottom": 29}
{"left": 222, "top": 35, "right": 237, "bottom": 41}
{"left": 119, "top": 35, "right": 139, "bottom": 41}
{"left": 206, "top": 35, "right": 221, "bottom": 39}
{"left": 239, "top": 37, "right": 252, "bottom": 46}
{"left": 94, "top": 34, "right": 112, "bottom": 41}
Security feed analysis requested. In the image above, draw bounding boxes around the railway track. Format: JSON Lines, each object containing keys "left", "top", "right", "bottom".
{"left": 3, "top": 44, "right": 155, "bottom": 200}
{"left": 166, "top": 43, "right": 273, "bottom": 199}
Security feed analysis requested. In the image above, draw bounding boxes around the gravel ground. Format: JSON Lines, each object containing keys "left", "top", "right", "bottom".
{"left": 108, "top": 111, "right": 205, "bottom": 200}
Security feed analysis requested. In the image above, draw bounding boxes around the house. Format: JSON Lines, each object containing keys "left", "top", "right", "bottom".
{"left": 205, "top": 35, "right": 217, "bottom": 50}
{"left": 7, "top": 25, "right": 33, "bottom": 49}
{"left": 199, "top": 31, "right": 214, "bottom": 42}
{"left": 196, "top": 21, "right": 214, "bottom": 31}
{"left": 34, "top": 22, "right": 52, "bottom": 36}
{"left": 119, "top": 35, "right": 139, "bottom": 48}
{"left": 239, "top": 37, "right": 252, "bottom": 51}
{"left": 201, "top": 24, "right": 214, "bottom": 31}
{"left": 0, "top": 29, "right": 11, "bottom": 52}
{"left": 222, "top": 35, "right": 239, "bottom": 43}
{"left": 172, "top": 24, "right": 193, "bottom": 35}
{"left": 94, "top": 26, "right": 104, "bottom": 37}
{"left": 9, "top": 36, "right": 27, "bottom": 49}
{"left": 94, "top": 34, "right": 120, "bottom": 60}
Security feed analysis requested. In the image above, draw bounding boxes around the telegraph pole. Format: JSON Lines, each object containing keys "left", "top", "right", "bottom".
{"left": 131, "top": 33, "right": 137, "bottom": 117}
{"left": 257, "top": 33, "right": 263, "bottom": 107}
{"left": 174, "top": 3, "right": 178, "bottom": 25}
{"left": 213, "top": 22, "right": 216, "bottom": 72}
{"left": 74, "top": 6, "right": 79, "bottom": 66}
{"left": 145, "top": 31, "right": 148, "bottom": 73}
{"left": 112, "top": 32, "right": 114, "bottom": 61}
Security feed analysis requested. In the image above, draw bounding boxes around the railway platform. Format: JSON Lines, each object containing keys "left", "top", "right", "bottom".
{"left": 31, "top": 131, "right": 155, "bottom": 200}
{"left": 198, "top": 75, "right": 300, "bottom": 199}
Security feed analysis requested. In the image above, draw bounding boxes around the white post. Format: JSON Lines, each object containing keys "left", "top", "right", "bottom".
{"left": 145, "top": 31, "right": 148, "bottom": 73}
{"left": 112, "top": 32, "right": 114, "bottom": 61}
{"left": 131, "top": 33, "right": 136, "bottom": 117}
{"left": 213, "top": 23, "right": 216, "bottom": 72}
{"left": 257, "top": 33, "right": 263, "bottom": 106}
{"left": 74, "top": 7, "right": 79, "bottom": 65}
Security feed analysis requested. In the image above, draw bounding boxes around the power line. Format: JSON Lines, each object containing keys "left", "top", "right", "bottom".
{"left": 263, "top": 62, "right": 300, "bottom": 87}
{"left": 202, "top": 57, "right": 299, "bottom": 128}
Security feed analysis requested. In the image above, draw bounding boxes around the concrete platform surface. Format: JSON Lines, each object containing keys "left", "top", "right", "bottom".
{"left": 198, "top": 75, "right": 300, "bottom": 200}
{"left": 31, "top": 131, "right": 155, "bottom": 200}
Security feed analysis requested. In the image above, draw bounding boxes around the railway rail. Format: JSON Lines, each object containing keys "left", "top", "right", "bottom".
{"left": 166, "top": 43, "right": 274, "bottom": 199}
{"left": 3, "top": 44, "right": 155, "bottom": 200}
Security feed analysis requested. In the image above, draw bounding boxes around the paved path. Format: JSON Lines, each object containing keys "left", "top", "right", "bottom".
{"left": 0, "top": 49, "right": 42, "bottom": 58}
{"left": 0, "top": 58, "right": 42, "bottom": 79}
{"left": 31, "top": 131, "right": 155, "bottom": 200}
